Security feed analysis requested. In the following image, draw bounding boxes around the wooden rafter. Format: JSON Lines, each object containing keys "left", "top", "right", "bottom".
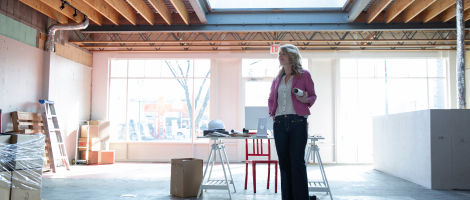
{"left": 148, "top": 0, "right": 172, "bottom": 25}
{"left": 19, "top": 0, "right": 68, "bottom": 24}
{"left": 442, "top": 0, "right": 470, "bottom": 22}
{"left": 367, "top": 0, "right": 393, "bottom": 23}
{"left": 465, "top": 9, "right": 470, "bottom": 21}
{"left": 66, "top": 0, "right": 102, "bottom": 25}
{"left": 82, "top": 0, "right": 120, "bottom": 25}
{"left": 385, "top": 0, "right": 415, "bottom": 23}
{"left": 169, "top": 0, "right": 189, "bottom": 25}
{"left": 422, "top": 0, "right": 455, "bottom": 22}
{"left": 103, "top": 0, "right": 137, "bottom": 25}
{"left": 188, "top": 0, "right": 207, "bottom": 24}
{"left": 126, "top": 0, "right": 155, "bottom": 25}
{"left": 39, "top": 0, "right": 85, "bottom": 23}
{"left": 402, "top": 0, "right": 437, "bottom": 23}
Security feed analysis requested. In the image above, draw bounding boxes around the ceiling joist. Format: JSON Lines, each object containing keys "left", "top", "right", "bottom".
{"left": 441, "top": 0, "right": 470, "bottom": 22}
{"left": 103, "top": 0, "right": 137, "bottom": 25}
{"left": 39, "top": 0, "right": 85, "bottom": 23}
{"left": 385, "top": 0, "right": 415, "bottom": 23}
{"left": 422, "top": 0, "right": 455, "bottom": 23}
{"left": 169, "top": 0, "right": 190, "bottom": 25}
{"left": 19, "top": 0, "right": 68, "bottom": 24}
{"left": 402, "top": 0, "right": 437, "bottom": 23}
{"left": 66, "top": 0, "right": 103, "bottom": 25}
{"left": 148, "top": 0, "right": 172, "bottom": 25}
{"left": 367, "top": 0, "right": 393, "bottom": 23}
{"left": 126, "top": 0, "right": 155, "bottom": 25}
{"left": 82, "top": 0, "right": 120, "bottom": 25}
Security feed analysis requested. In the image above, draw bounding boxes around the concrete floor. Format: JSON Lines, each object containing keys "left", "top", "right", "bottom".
{"left": 42, "top": 163, "right": 470, "bottom": 200}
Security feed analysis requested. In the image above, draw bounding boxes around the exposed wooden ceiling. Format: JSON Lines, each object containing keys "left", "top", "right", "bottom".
{"left": 19, "top": 0, "right": 204, "bottom": 26}
{"left": 17, "top": 0, "right": 470, "bottom": 52}
{"left": 350, "top": 0, "right": 470, "bottom": 24}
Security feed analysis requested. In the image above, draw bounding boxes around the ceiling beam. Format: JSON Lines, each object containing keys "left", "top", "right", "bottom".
{"left": 148, "top": 0, "right": 172, "bottom": 25}
{"left": 385, "top": 0, "right": 415, "bottom": 23}
{"left": 126, "top": 0, "right": 155, "bottom": 25}
{"left": 442, "top": 0, "right": 470, "bottom": 22}
{"left": 19, "top": 0, "right": 68, "bottom": 24}
{"left": 422, "top": 0, "right": 455, "bottom": 22}
{"left": 66, "top": 0, "right": 102, "bottom": 25}
{"left": 80, "top": 44, "right": 460, "bottom": 49}
{"left": 82, "top": 21, "right": 470, "bottom": 32}
{"left": 82, "top": 0, "right": 120, "bottom": 25}
{"left": 103, "top": 0, "right": 137, "bottom": 25}
{"left": 367, "top": 0, "right": 393, "bottom": 23}
{"left": 188, "top": 0, "right": 207, "bottom": 24}
{"left": 348, "top": 0, "right": 374, "bottom": 22}
{"left": 70, "top": 39, "right": 470, "bottom": 45}
{"left": 169, "top": 0, "right": 189, "bottom": 25}
{"left": 402, "top": 0, "right": 437, "bottom": 23}
{"left": 39, "top": 0, "right": 85, "bottom": 23}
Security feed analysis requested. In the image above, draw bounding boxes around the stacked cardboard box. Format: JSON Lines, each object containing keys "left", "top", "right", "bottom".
{"left": 0, "top": 134, "right": 45, "bottom": 200}
{"left": 79, "top": 121, "right": 114, "bottom": 165}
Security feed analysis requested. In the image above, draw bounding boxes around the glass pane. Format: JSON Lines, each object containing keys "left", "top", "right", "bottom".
{"left": 163, "top": 60, "right": 193, "bottom": 78}
{"left": 428, "top": 78, "right": 446, "bottom": 109}
{"left": 427, "top": 59, "right": 446, "bottom": 78}
{"left": 144, "top": 60, "right": 164, "bottom": 77}
{"left": 128, "top": 60, "right": 146, "bottom": 77}
{"left": 245, "top": 80, "right": 272, "bottom": 106}
{"left": 386, "top": 59, "right": 409, "bottom": 78}
{"left": 194, "top": 59, "right": 211, "bottom": 78}
{"left": 194, "top": 78, "right": 211, "bottom": 137}
{"left": 127, "top": 79, "right": 191, "bottom": 141}
{"left": 242, "top": 59, "right": 279, "bottom": 77}
{"left": 110, "top": 60, "right": 127, "bottom": 77}
{"left": 109, "top": 79, "right": 127, "bottom": 141}
{"left": 208, "top": 0, "right": 348, "bottom": 9}
{"left": 357, "top": 59, "right": 383, "bottom": 78}
{"left": 407, "top": 59, "right": 427, "bottom": 77}
{"left": 387, "top": 79, "right": 428, "bottom": 114}
{"left": 340, "top": 59, "right": 356, "bottom": 77}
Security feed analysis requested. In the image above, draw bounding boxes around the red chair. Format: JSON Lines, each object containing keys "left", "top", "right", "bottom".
{"left": 244, "top": 138, "right": 278, "bottom": 193}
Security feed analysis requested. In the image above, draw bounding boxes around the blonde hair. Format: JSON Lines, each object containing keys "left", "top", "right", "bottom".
{"left": 277, "top": 44, "right": 303, "bottom": 78}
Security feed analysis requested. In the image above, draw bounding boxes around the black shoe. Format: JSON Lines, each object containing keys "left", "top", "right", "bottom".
{"left": 309, "top": 195, "right": 317, "bottom": 200}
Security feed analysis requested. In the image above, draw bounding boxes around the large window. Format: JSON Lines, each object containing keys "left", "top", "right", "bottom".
{"left": 242, "top": 59, "right": 309, "bottom": 107}
{"left": 337, "top": 58, "right": 448, "bottom": 163}
{"left": 109, "top": 59, "right": 210, "bottom": 142}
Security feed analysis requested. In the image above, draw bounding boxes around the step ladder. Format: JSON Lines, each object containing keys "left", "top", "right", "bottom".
{"left": 39, "top": 100, "right": 70, "bottom": 172}
{"left": 306, "top": 136, "right": 333, "bottom": 200}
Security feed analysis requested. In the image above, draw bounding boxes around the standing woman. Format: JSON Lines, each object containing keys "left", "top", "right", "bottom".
{"left": 268, "top": 44, "right": 317, "bottom": 200}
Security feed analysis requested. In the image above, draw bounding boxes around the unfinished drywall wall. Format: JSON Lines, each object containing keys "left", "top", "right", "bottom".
{"left": 46, "top": 53, "right": 92, "bottom": 162}
{"left": 0, "top": 34, "right": 44, "bottom": 132}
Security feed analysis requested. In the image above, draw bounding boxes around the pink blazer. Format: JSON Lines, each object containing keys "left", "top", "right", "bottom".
{"left": 268, "top": 70, "right": 317, "bottom": 117}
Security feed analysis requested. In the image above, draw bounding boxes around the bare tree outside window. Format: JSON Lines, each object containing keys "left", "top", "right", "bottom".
{"left": 165, "top": 60, "right": 210, "bottom": 138}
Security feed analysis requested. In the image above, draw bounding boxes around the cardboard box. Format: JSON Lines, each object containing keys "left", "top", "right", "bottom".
{"left": 0, "top": 171, "right": 11, "bottom": 200}
{"left": 10, "top": 135, "right": 45, "bottom": 170}
{"left": 81, "top": 125, "right": 99, "bottom": 138}
{"left": 170, "top": 158, "right": 203, "bottom": 198}
{"left": 78, "top": 137, "right": 101, "bottom": 151}
{"left": 99, "top": 151, "right": 115, "bottom": 164}
{"left": 10, "top": 168, "right": 42, "bottom": 200}
{"left": 80, "top": 151, "right": 99, "bottom": 164}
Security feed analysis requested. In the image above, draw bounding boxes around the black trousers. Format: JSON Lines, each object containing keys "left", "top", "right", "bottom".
{"left": 273, "top": 114, "right": 309, "bottom": 200}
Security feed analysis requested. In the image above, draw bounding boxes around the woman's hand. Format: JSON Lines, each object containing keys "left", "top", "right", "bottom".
{"left": 296, "top": 91, "right": 309, "bottom": 104}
